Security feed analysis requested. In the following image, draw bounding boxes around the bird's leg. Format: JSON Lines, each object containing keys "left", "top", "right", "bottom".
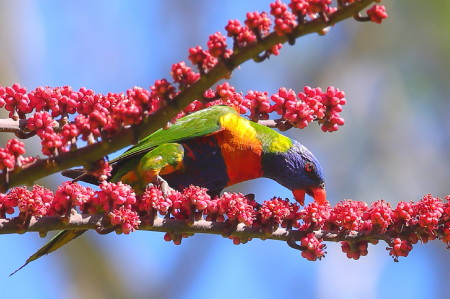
{"left": 147, "top": 175, "right": 173, "bottom": 197}
{"left": 155, "top": 175, "right": 172, "bottom": 197}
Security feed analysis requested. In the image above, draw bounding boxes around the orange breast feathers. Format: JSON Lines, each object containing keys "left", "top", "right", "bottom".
{"left": 215, "top": 113, "right": 263, "bottom": 186}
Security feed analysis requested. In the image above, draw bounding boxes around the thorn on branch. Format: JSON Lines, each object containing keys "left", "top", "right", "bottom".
{"left": 0, "top": 170, "right": 9, "bottom": 193}
{"left": 96, "top": 225, "right": 118, "bottom": 235}
{"left": 318, "top": 27, "right": 331, "bottom": 36}
{"left": 287, "top": 33, "right": 296, "bottom": 45}
{"left": 353, "top": 13, "right": 371, "bottom": 22}
{"left": 62, "top": 203, "right": 73, "bottom": 224}
{"left": 221, "top": 221, "right": 239, "bottom": 238}
{"left": 253, "top": 52, "right": 269, "bottom": 63}
{"left": 287, "top": 237, "right": 302, "bottom": 251}
{"left": 17, "top": 212, "right": 32, "bottom": 234}
{"left": 258, "top": 119, "right": 294, "bottom": 131}
{"left": 14, "top": 130, "right": 36, "bottom": 139}
{"left": 320, "top": 12, "right": 330, "bottom": 24}
{"left": 220, "top": 57, "right": 235, "bottom": 76}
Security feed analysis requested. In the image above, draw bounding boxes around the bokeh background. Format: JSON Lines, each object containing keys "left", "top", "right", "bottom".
{"left": 1, "top": 1, "right": 449, "bottom": 298}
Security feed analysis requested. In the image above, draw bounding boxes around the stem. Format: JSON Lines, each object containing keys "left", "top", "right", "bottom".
{"left": 0, "top": 213, "right": 432, "bottom": 245}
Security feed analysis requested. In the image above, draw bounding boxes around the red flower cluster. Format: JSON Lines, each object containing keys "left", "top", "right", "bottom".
{"left": 289, "top": 0, "right": 335, "bottom": 20}
{"left": 138, "top": 186, "right": 171, "bottom": 215}
{"left": 188, "top": 46, "right": 218, "bottom": 74}
{"left": 0, "top": 139, "right": 33, "bottom": 171}
{"left": 0, "top": 83, "right": 32, "bottom": 119}
{"left": 413, "top": 194, "right": 444, "bottom": 232}
{"left": 94, "top": 181, "right": 137, "bottom": 212}
{"left": 245, "top": 91, "right": 271, "bottom": 121}
{"left": 330, "top": 200, "right": 371, "bottom": 231}
{"left": 171, "top": 186, "right": 211, "bottom": 221}
{"left": 13, "top": 186, "right": 53, "bottom": 218}
{"left": 179, "top": 84, "right": 347, "bottom": 132}
{"left": 216, "top": 192, "right": 257, "bottom": 226}
{"left": 341, "top": 240, "right": 369, "bottom": 260}
{"left": 245, "top": 11, "right": 272, "bottom": 38}
{"left": 299, "top": 201, "right": 331, "bottom": 230}
{"left": 369, "top": 200, "right": 393, "bottom": 232}
{"left": 271, "top": 86, "right": 346, "bottom": 131}
{"left": 0, "top": 82, "right": 345, "bottom": 165}
{"left": 326, "top": 196, "right": 449, "bottom": 260}
{"left": 2, "top": 83, "right": 179, "bottom": 156}
{"left": 207, "top": 32, "right": 228, "bottom": 58}
{"left": 171, "top": 62, "right": 200, "bottom": 90}
{"left": 366, "top": 4, "right": 388, "bottom": 24}
{"left": 300, "top": 233, "right": 326, "bottom": 261}
{"left": 270, "top": 0, "right": 298, "bottom": 36}
{"left": 1, "top": 181, "right": 447, "bottom": 262}
{"left": 109, "top": 206, "right": 141, "bottom": 234}
{"left": 387, "top": 238, "right": 413, "bottom": 261}
{"left": 259, "top": 197, "right": 294, "bottom": 225}
{"left": 53, "top": 181, "right": 95, "bottom": 215}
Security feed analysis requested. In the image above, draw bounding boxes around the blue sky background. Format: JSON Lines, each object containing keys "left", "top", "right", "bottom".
{"left": 1, "top": 1, "right": 449, "bottom": 298}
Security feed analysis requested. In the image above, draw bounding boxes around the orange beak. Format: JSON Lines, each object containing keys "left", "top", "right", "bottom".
{"left": 293, "top": 187, "right": 327, "bottom": 206}
{"left": 310, "top": 187, "right": 327, "bottom": 205}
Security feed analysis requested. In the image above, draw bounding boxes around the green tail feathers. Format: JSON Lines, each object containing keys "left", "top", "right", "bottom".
{"left": 10, "top": 229, "right": 86, "bottom": 276}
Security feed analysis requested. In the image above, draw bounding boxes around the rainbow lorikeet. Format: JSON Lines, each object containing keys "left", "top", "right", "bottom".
{"left": 14, "top": 105, "right": 326, "bottom": 274}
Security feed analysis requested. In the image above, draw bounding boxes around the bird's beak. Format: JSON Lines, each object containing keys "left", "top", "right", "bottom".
{"left": 293, "top": 190, "right": 306, "bottom": 206}
{"left": 293, "top": 187, "right": 327, "bottom": 206}
{"left": 310, "top": 187, "right": 327, "bottom": 205}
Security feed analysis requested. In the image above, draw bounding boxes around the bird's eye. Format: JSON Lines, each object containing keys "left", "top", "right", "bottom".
{"left": 305, "top": 162, "right": 315, "bottom": 172}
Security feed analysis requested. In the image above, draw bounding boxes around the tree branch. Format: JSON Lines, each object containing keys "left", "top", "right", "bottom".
{"left": 0, "top": 213, "right": 443, "bottom": 245}
{"left": 0, "top": 119, "right": 31, "bottom": 136}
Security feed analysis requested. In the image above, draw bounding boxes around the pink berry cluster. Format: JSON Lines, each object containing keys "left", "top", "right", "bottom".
{"left": 325, "top": 195, "right": 449, "bottom": 261}
{"left": 222, "top": 0, "right": 387, "bottom": 51}
{"left": 1, "top": 181, "right": 448, "bottom": 262}
{"left": 182, "top": 84, "right": 347, "bottom": 132}
{"left": 21, "top": 84, "right": 180, "bottom": 156}
{"left": 366, "top": 4, "right": 388, "bottom": 24}
{"left": 0, "top": 83, "right": 344, "bottom": 168}
{"left": 0, "top": 139, "right": 35, "bottom": 171}
{"left": 296, "top": 195, "right": 450, "bottom": 261}
{"left": 0, "top": 83, "right": 179, "bottom": 157}
{"left": 271, "top": 86, "right": 346, "bottom": 132}
{"left": 300, "top": 233, "right": 327, "bottom": 261}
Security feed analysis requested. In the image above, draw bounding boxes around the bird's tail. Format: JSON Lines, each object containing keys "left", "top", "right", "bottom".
{"left": 10, "top": 229, "right": 87, "bottom": 276}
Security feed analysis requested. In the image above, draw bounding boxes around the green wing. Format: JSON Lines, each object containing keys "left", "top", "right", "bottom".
{"left": 110, "top": 105, "right": 236, "bottom": 180}
{"left": 114, "top": 105, "right": 236, "bottom": 161}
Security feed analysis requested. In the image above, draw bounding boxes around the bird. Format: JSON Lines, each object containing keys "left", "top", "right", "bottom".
{"left": 13, "top": 105, "right": 326, "bottom": 274}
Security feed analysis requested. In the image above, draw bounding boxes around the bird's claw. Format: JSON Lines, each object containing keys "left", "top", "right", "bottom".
{"left": 147, "top": 175, "right": 174, "bottom": 197}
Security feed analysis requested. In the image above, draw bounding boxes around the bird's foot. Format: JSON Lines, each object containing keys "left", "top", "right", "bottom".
{"left": 147, "top": 175, "right": 174, "bottom": 197}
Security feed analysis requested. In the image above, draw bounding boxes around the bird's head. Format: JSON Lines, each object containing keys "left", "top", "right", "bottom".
{"left": 263, "top": 140, "right": 326, "bottom": 206}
